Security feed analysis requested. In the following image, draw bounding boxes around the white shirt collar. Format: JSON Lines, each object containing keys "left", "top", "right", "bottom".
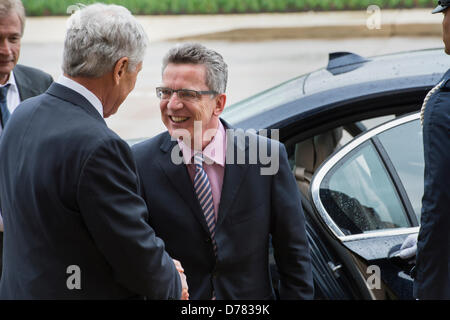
{"left": 56, "top": 75, "right": 104, "bottom": 118}
{"left": 0, "top": 70, "right": 17, "bottom": 90}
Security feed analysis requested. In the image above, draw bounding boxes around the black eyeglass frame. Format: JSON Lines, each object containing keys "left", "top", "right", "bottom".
{"left": 156, "top": 87, "right": 219, "bottom": 100}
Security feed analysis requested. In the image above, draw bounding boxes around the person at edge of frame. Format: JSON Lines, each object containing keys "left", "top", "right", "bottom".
{"left": 0, "top": 3, "right": 188, "bottom": 299}
{"left": 413, "top": 0, "right": 450, "bottom": 300}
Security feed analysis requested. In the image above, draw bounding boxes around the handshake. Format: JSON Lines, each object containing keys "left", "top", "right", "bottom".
{"left": 173, "top": 259, "right": 189, "bottom": 300}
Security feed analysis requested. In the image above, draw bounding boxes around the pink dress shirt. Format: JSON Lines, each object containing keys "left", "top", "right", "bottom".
{"left": 178, "top": 122, "right": 227, "bottom": 221}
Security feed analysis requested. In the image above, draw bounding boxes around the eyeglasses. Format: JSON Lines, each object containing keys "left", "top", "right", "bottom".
{"left": 156, "top": 87, "right": 218, "bottom": 101}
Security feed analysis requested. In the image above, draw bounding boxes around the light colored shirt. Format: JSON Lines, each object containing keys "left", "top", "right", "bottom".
{"left": 56, "top": 75, "right": 104, "bottom": 118}
{"left": 178, "top": 121, "right": 227, "bottom": 221}
{"left": 0, "top": 71, "right": 21, "bottom": 135}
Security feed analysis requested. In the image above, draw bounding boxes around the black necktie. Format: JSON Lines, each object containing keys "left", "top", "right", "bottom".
{"left": 0, "top": 84, "right": 11, "bottom": 128}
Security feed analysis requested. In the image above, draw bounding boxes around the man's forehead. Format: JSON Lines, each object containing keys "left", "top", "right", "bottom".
{"left": 0, "top": 13, "right": 22, "bottom": 34}
{"left": 162, "top": 63, "right": 207, "bottom": 83}
{"left": 165, "top": 63, "right": 206, "bottom": 73}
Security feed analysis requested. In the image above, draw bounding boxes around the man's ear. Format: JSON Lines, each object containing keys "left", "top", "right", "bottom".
{"left": 113, "top": 57, "right": 129, "bottom": 85}
{"left": 214, "top": 93, "right": 226, "bottom": 116}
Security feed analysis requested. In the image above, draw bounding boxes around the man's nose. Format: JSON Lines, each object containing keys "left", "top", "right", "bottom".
{"left": 0, "top": 39, "right": 11, "bottom": 56}
{"left": 167, "top": 93, "right": 183, "bottom": 110}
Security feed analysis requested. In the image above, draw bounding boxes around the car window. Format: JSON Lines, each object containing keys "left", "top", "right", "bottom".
{"left": 319, "top": 141, "right": 410, "bottom": 235}
{"left": 288, "top": 126, "right": 351, "bottom": 169}
{"left": 377, "top": 119, "right": 423, "bottom": 221}
{"left": 359, "top": 115, "right": 396, "bottom": 131}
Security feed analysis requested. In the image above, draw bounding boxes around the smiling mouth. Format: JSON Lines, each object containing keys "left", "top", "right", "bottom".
{"left": 170, "top": 116, "right": 190, "bottom": 123}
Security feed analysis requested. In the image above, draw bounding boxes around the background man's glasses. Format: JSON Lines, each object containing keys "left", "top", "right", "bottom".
{"left": 156, "top": 87, "right": 218, "bottom": 101}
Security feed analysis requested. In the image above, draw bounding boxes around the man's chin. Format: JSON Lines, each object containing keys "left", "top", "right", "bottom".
{"left": 169, "top": 127, "right": 192, "bottom": 141}
{"left": 0, "top": 66, "right": 13, "bottom": 83}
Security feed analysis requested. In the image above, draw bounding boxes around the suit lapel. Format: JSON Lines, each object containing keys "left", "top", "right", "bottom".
{"left": 216, "top": 122, "right": 250, "bottom": 229}
{"left": 158, "top": 135, "right": 211, "bottom": 235}
{"left": 14, "top": 67, "right": 40, "bottom": 101}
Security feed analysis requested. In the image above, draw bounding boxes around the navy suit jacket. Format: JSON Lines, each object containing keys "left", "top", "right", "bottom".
{"left": 0, "top": 64, "right": 53, "bottom": 278}
{"left": 415, "top": 69, "right": 450, "bottom": 299}
{"left": 0, "top": 83, "right": 181, "bottom": 299}
{"left": 132, "top": 121, "right": 314, "bottom": 299}
{"left": 14, "top": 64, "right": 53, "bottom": 101}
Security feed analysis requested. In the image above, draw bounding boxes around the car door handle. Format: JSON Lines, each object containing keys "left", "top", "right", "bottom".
{"left": 328, "top": 261, "right": 343, "bottom": 278}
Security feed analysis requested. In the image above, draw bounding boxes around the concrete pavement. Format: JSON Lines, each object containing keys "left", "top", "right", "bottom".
{"left": 22, "top": 8, "right": 442, "bottom": 44}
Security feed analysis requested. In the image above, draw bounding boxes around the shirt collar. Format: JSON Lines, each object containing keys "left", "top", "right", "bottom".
{"left": 56, "top": 75, "right": 104, "bottom": 118}
{"left": 178, "top": 121, "right": 227, "bottom": 167}
{"left": 0, "top": 71, "right": 17, "bottom": 91}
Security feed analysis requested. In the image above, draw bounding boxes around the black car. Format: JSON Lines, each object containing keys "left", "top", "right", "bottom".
{"left": 219, "top": 48, "right": 450, "bottom": 299}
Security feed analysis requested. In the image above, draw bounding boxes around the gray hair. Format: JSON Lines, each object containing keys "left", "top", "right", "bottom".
{"left": 162, "top": 43, "right": 228, "bottom": 93}
{"left": 0, "top": 0, "right": 26, "bottom": 35}
{"left": 62, "top": 3, "right": 148, "bottom": 78}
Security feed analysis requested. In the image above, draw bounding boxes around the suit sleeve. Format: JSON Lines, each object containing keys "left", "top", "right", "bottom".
{"left": 270, "top": 142, "right": 314, "bottom": 299}
{"left": 76, "top": 137, "right": 181, "bottom": 299}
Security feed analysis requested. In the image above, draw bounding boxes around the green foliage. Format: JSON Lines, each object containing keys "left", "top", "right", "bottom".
{"left": 403, "top": 0, "right": 415, "bottom": 8}
{"left": 21, "top": 0, "right": 438, "bottom": 16}
{"left": 418, "top": 0, "right": 434, "bottom": 7}
{"left": 246, "top": 0, "right": 261, "bottom": 12}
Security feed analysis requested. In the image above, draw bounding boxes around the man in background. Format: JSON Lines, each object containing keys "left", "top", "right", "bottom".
{"left": 0, "top": 0, "right": 53, "bottom": 277}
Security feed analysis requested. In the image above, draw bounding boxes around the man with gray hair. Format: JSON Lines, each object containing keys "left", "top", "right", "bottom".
{"left": 132, "top": 43, "right": 313, "bottom": 299}
{"left": 0, "top": 0, "right": 53, "bottom": 278}
{"left": 0, "top": 3, "right": 185, "bottom": 299}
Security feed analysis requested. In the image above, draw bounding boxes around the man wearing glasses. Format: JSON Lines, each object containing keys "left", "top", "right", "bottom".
{"left": 132, "top": 43, "right": 313, "bottom": 300}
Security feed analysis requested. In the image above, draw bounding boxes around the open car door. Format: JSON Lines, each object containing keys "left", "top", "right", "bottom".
{"left": 310, "top": 113, "right": 423, "bottom": 299}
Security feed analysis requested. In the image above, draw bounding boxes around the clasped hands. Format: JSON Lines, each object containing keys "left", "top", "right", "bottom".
{"left": 173, "top": 259, "right": 189, "bottom": 300}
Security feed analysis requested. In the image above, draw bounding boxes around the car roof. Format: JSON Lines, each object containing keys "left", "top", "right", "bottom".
{"left": 222, "top": 48, "right": 450, "bottom": 131}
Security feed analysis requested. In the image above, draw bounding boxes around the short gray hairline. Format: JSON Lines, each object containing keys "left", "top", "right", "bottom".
{"left": 161, "top": 47, "right": 228, "bottom": 94}
{"left": 0, "top": 0, "right": 26, "bottom": 36}
{"left": 62, "top": 3, "right": 148, "bottom": 78}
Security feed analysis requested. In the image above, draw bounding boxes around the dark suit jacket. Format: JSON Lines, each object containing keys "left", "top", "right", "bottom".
{"left": 0, "top": 83, "right": 181, "bottom": 299}
{"left": 415, "top": 69, "right": 450, "bottom": 299}
{"left": 132, "top": 121, "right": 314, "bottom": 299}
{"left": 13, "top": 64, "right": 53, "bottom": 101}
{"left": 0, "top": 64, "right": 53, "bottom": 278}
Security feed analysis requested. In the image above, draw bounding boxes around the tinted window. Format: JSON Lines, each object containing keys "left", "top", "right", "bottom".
{"left": 360, "top": 115, "right": 396, "bottom": 131}
{"left": 320, "top": 142, "right": 410, "bottom": 235}
{"left": 377, "top": 119, "right": 423, "bottom": 221}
